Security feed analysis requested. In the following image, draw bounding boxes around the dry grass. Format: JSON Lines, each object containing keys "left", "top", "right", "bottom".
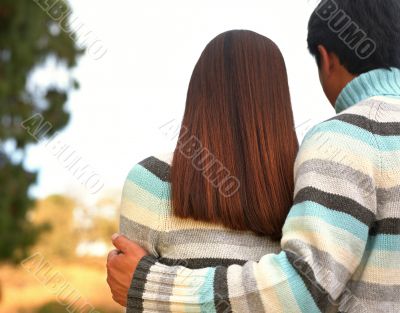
{"left": 0, "top": 258, "right": 123, "bottom": 313}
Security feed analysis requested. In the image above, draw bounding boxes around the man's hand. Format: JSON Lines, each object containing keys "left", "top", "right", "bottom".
{"left": 106, "top": 233, "right": 148, "bottom": 307}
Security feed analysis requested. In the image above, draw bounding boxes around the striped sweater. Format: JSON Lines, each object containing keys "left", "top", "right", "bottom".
{"left": 120, "top": 156, "right": 281, "bottom": 310}
{"left": 123, "top": 68, "right": 400, "bottom": 313}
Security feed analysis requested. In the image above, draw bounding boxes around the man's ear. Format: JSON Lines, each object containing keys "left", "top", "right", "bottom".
{"left": 317, "top": 45, "right": 333, "bottom": 76}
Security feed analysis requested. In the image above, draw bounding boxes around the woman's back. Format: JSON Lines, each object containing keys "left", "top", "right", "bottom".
{"left": 119, "top": 31, "right": 295, "bottom": 312}
{"left": 120, "top": 153, "right": 281, "bottom": 269}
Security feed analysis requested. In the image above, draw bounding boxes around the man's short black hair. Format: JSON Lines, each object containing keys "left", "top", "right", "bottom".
{"left": 307, "top": 0, "right": 400, "bottom": 75}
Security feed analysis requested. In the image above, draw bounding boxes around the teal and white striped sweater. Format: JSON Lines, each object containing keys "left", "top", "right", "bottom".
{"left": 122, "top": 68, "right": 400, "bottom": 313}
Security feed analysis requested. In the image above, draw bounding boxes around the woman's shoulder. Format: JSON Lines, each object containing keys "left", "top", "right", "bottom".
{"left": 121, "top": 153, "right": 173, "bottom": 219}
{"left": 120, "top": 154, "right": 174, "bottom": 242}
{"left": 123, "top": 152, "right": 173, "bottom": 196}
{"left": 135, "top": 152, "right": 173, "bottom": 182}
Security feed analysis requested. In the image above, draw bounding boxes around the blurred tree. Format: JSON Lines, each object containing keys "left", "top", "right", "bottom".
{"left": 0, "top": 0, "right": 84, "bottom": 262}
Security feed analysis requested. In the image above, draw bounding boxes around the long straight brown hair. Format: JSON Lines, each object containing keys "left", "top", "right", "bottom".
{"left": 171, "top": 30, "right": 299, "bottom": 240}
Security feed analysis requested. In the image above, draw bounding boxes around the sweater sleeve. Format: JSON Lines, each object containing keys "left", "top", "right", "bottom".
{"left": 120, "top": 157, "right": 172, "bottom": 312}
{"left": 127, "top": 119, "right": 378, "bottom": 313}
{"left": 119, "top": 161, "right": 161, "bottom": 257}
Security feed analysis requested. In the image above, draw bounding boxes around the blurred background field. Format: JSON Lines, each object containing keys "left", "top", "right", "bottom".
{"left": 0, "top": 195, "right": 122, "bottom": 313}
{"left": 1, "top": 258, "right": 122, "bottom": 313}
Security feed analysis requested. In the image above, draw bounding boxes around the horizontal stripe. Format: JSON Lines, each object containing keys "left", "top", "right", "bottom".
{"left": 164, "top": 215, "right": 230, "bottom": 231}
{"left": 359, "top": 250, "right": 400, "bottom": 268}
{"left": 138, "top": 156, "right": 171, "bottom": 182}
{"left": 376, "top": 186, "right": 400, "bottom": 218}
{"left": 374, "top": 134, "right": 400, "bottom": 151}
{"left": 377, "top": 185, "right": 400, "bottom": 205}
{"left": 304, "top": 119, "right": 376, "bottom": 149}
{"left": 161, "top": 228, "right": 280, "bottom": 249}
{"left": 366, "top": 234, "right": 400, "bottom": 251}
{"left": 294, "top": 171, "right": 376, "bottom": 213}
{"left": 159, "top": 242, "right": 276, "bottom": 261}
{"left": 354, "top": 266, "right": 400, "bottom": 285}
{"left": 342, "top": 99, "right": 400, "bottom": 122}
{"left": 120, "top": 215, "right": 160, "bottom": 256}
{"left": 143, "top": 263, "right": 177, "bottom": 312}
{"left": 288, "top": 202, "right": 369, "bottom": 241}
{"left": 122, "top": 209, "right": 280, "bottom": 247}
{"left": 295, "top": 159, "right": 400, "bottom": 191}
{"left": 297, "top": 131, "right": 380, "bottom": 172}
{"left": 305, "top": 120, "right": 400, "bottom": 152}
{"left": 295, "top": 160, "right": 400, "bottom": 191}
{"left": 347, "top": 281, "right": 400, "bottom": 302}
{"left": 302, "top": 128, "right": 400, "bottom": 164}
{"left": 377, "top": 203, "right": 400, "bottom": 219}
{"left": 294, "top": 187, "right": 375, "bottom": 227}
{"left": 140, "top": 260, "right": 208, "bottom": 312}
{"left": 370, "top": 218, "right": 400, "bottom": 235}
{"left": 284, "top": 216, "right": 365, "bottom": 262}
{"left": 331, "top": 114, "right": 400, "bottom": 136}
{"left": 158, "top": 257, "right": 247, "bottom": 268}
{"left": 375, "top": 169, "right": 400, "bottom": 189}
{"left": 122, "top": 179, "right": 170, "bottom": 215}
{"left": 121, "top": 215, "right": 279, "bottom": 260}
{"left": 373, "top": 95, "right": 400, "bottom": 105}
{"left": 120, "top": 200, "right": 162, "bottom": 231}
{"left": 295, "top": 159, "right": 375, "bottom": 197}
{"left": 296, "top": 153, "right": 400, "bottom": 186}
{"left": 282, "top": 230, "right": 362, "bottom": 273}
{"left": 127, "top": 164, "right": 171, "bottom": 199}
{"left": 352, "top": 299, "right": 400, "bottom": 312}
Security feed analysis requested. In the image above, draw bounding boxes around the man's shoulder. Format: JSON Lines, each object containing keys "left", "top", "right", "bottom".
{"left": 299, "top": 102, "right": 382, "bottom": 157}
{"left": 304, "top": 97, "right": 388, "bottom": 142}
{"left": 317, "top": 96, "right": 400, "bottom": 137}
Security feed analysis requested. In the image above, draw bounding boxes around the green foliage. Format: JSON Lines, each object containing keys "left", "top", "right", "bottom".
{"left": 0, "top": 0, "right": 83, "bottom": 261}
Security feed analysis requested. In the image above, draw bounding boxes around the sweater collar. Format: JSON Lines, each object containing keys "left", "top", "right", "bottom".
{"left": 335, "top": 67, "right": 400, "bottom": 114}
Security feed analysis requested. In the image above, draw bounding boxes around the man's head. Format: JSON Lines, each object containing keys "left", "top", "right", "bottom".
{"left": 307, "top": 0, "right": 400, "bottom": 105}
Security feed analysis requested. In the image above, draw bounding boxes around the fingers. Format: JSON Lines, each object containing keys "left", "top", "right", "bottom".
{"left": 111, "top": 233, "right": 132, "bottom": 254}
{"left": 112, "top": 294, "right": 127, "bottom": 307}
{"left": 107, "top": 249, "right": 120, "bottom": 263}
{"left": 107, "top": 275, "right": 127, "bottom": 307}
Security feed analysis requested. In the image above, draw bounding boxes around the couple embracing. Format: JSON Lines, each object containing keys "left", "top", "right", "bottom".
{"left": 107, "top": 0, "right": 400, "bottom": 312}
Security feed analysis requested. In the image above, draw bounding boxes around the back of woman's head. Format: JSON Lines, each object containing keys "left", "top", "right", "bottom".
{"left": 171, "top": 30, "right": 299, "bottom": 239}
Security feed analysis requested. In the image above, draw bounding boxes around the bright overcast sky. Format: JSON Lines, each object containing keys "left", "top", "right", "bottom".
{"left": 25, "top": 0, "right": 334, "bottom": 204}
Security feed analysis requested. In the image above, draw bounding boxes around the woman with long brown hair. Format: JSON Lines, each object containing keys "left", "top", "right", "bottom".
{"left": 119, "top": 29, "right": 298, "bottom": 312}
